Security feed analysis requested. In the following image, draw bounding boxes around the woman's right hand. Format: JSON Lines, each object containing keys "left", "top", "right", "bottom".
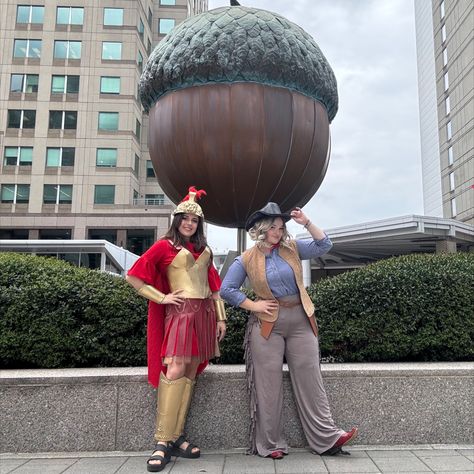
{"left": 162, "top": 289, "right": 185, "bottom": 305}
{"left": 252, "top": 299, "right": 279, "bottom": 315}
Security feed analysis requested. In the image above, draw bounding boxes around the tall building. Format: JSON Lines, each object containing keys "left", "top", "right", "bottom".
{"left": 0, "top": 0, "right": 208, "bottom": 255}
{"left": 414, "top": 0, "right": 473, "bottom": 225}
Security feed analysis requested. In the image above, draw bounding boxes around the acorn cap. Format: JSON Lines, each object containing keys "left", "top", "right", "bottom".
{"left": 140, "top": 6, "right": 338, "bottom": 122}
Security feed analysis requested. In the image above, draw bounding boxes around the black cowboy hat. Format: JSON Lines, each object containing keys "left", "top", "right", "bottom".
{"left": 245, "top": 202, "right": 291, "bottom": 231}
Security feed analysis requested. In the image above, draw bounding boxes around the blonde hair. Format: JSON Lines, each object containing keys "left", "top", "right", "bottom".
{"left": 248, "top": 217, "right": 292, "bottom": 247}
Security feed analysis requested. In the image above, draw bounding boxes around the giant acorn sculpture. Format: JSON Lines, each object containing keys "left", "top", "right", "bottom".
{"left": 140, "top": 3, "right": 338, "bottom": 228}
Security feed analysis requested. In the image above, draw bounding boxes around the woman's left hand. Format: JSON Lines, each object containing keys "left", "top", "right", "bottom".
{"left": 290, "top": 207, "right": 308, "bottom": 226}
{"left": 216, "top": 321, "right": 226, "bottom": 342}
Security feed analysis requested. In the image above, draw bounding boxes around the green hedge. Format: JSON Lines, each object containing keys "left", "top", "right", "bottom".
{"left": 218, "top": 253, "right": 474, "bottom": 363}
{"left": 1, "top": 252, "right": 472, "bottom": 369}
{"left": 0, "top": 253, "right": 147, "bottom": 369}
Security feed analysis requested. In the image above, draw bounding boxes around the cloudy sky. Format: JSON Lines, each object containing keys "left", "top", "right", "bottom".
{"left": 206, "top": 0, "right": 423, "bottom": 252}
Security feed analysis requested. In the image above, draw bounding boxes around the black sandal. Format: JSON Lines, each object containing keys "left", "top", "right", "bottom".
{"left": 147, "top": 442, "right": 172, "bottom": 472}
{"left": 170, "top": 434, "right": 201, "bottom": 459}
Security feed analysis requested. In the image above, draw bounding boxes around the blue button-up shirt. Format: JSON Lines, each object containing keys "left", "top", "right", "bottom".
{"left": 220, "top": 235, "right": 333, "bottom": 307}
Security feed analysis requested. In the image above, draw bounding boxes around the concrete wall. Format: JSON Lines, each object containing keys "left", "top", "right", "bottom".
{"left": 1, "top": 363, "right": 473, "bottom": 453}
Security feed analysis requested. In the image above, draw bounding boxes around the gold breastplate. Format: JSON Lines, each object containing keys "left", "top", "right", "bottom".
{"left": 167, "top": 246, "right": 212, "bottom": 299}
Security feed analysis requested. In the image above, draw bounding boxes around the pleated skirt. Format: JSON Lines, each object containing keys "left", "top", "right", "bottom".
{"left": 162, "top": 298, "right": 217, "bottom": 365}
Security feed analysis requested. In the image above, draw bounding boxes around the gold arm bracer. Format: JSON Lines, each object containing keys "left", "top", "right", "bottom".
{"left": 137, "top": 284, "right": 166, "bottom": 304}
{"left": 214, "top": 299, "right": 227, "bottom": 321}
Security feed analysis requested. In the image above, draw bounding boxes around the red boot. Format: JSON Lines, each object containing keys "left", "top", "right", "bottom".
{"left": 334, "top": 427, "right": 358, "bottom": 448}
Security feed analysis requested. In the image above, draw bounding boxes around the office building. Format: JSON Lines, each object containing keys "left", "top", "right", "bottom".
{"left": 0, "top": 0, "right": 208, "bottom": 255}
{"left": 414, "top": 0, "right": 473, "bottom": 224}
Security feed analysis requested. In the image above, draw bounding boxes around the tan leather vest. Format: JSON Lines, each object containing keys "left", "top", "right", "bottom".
{"left": 167, "top": 246, "right": 212, "bottom": 299}
{"left": 241, "top": 241, "right": 318, "bottom": 338}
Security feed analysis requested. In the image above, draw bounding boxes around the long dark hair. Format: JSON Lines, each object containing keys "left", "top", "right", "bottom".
{"left": 162, "top": 213, "right": 208, "bottom": 252}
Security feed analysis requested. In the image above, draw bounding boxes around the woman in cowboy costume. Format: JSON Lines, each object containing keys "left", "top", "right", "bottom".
{"left": 126, "top": 186, "right": 226, "bottom": 472}
{"left": 221, "top": 202, "right": 357, "bottom": 459}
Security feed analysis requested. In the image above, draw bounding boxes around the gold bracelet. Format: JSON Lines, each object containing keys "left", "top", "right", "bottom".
{"left": 138, "top": 284, "right": 166, "bottom": 304}
{"left": 214, "top": 299, "right": 227, "bottom": 321}
{"left": 304, "top": 219, "right": 311, "bottom": 229}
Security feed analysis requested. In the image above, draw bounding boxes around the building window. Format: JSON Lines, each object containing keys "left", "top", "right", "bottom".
{"left": 441, "top": 24, "right": 446, "bottom": 43}
{"left": 13, "top": 39, "right": 42, "bottom": 58}
{"left": 43, "top": 184, "right": 73, "bottom": 204}
{"left": 16, "top": 5, "right": 44, "bottom": 24}
{"left": 159, "top": 19, "right": 175, "bottom": 34}
{"left": 145, "top": 194, "right": 165, "bottom": 205}
{"left": 440, "top": 1, "right": 445, "bottom": 19}
{"left": 448, "top": 146, "right": 454, "bottom": 165}
{"left": 49, "top": 111, "right": 77, "bottom": 130}
{"left": 138, "top": 18, "right": 144, "bottom": 39}
{"left": 147, "top": 39, "right": 152, "bottom": 55}
{"left": 54, "top": 40, "right": 82, "bottom": 59}
{"left": 134, "top": 154, "right": 140, "bottom": 175}
{"left": 147, "top": 8, "right": 152, "bottom": 27}
{"left": 443, "top": 72, "right": 449, "bottom": 91}
{"left": 46, "top": 147, "right": 75, "bottom": 167}
{"left": 446, "top": 121, "right": 452, "bottom": 140}
{"left": 137, "top": 50, "right": 143, "bottom": 71}
{"left": 94, "top": 185, "right": 115, "bottom": 204}
{"left": 98, "top": 112, "right": 119, "bottom": 131}
{"left": 51, "top": 75, "right": 80, "bottom": 94}
{"left": 56, "top": 7, "right": 84, "bottom": 25}
{"left": 442, "top": 48, "right": 448, "bottom": 67}
{"left": 7, "top": 109, "right": 36, "bottom": 128}
{"left": 100, "top": 77, "right": 120, "bottom": 94}
{"left": 146, "top": 160, "right": 156, "bottom": 178}
{"left": 1, "top": 184, "right": 30, "bottom": 204}
{"left": 10, "top": 74, "right": 39, "bottom": 93}
{"left": 160, "top": 0, "right": 176, "bottom": 4}
{"left": 449, "top": 172, "right": 455, "bottom": 192}
{"left": 450, "top": 197, "right": 456, "bottom": 217}
{"left": 104, "top": 8, "right": 123, "bottom": 26}
{"left": 102, "top": 42, "right": 122, "bottom": 60}
{"left": 135, "top": 119, "right": 141, "bottom": 140}
{"left": 3, "top": 147, "right": 33, "bottom": 166}
{"left": 445, "top": 96, "right": 451, "bottom": 115}
{"left": 96, "top": 148, "right": 117, "bottom": 167}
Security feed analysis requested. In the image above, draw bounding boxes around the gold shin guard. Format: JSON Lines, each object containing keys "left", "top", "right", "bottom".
{"left": 154, "top": 373, "right": 187, "bottom": 442}
{"left": 174, "top": 377, "right": 196, "bottom": 438}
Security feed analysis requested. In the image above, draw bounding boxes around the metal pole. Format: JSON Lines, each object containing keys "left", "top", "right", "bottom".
{"left": 237, "top": 227, "right": 246, "bottom": 255}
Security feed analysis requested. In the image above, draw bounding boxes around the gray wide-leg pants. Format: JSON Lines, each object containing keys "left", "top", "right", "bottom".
{"left": 245, "top": 295, "right": 344, "bottom": 456}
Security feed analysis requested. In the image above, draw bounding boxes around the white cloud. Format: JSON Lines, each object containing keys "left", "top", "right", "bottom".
{"left": 206, "top": 0, "right": 423, "bottom": 252}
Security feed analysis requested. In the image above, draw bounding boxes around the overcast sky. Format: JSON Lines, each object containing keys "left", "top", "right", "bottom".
{"left": 206, "top": 0, "right": 423, "bottom": 252}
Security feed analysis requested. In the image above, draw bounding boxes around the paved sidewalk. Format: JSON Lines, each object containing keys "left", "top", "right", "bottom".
{"left": 1, "top": 445, "right": 473, "bottom": 473}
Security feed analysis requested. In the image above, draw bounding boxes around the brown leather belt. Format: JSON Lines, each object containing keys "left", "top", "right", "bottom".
{"left": 277, "top": 298, "right": 302, "bottom": 309}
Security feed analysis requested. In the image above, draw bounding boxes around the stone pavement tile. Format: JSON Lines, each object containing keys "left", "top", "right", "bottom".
{"left": 414, "top": 450, "right": 462, "bottom": 457}
{"left": 434, "top": 472, "right": 474, "bottom": 474}
{"left": 0, "top": 459, "right": 29, "bottom": 473}
{"left": 62, "top": 456, "right": 128, "bottom": 473}
{"left": 223, "top": 453, "right": 276, "bottom": 474}
{"left": 322, "top": 451, "right": 380, "bottom": 473}
{"left": 274, "top": 452, "right": 328, "bottom": 473}
{"left": 115, "top": 455, "right": 174, "bottom": 473}
{"left": 8, "top": 458, "right": 78, "bottom": 474}
{"left": 367, "top": 451, "right": 418, "bottom": 459}
{"left": 170, "top": 454, "right": 225, "bottom": 473}
{"left": 415, "top": 454, "right": 474, "bottom": 472}
{"left": 456, "top": 449, "right": 474, "bottom": 462}
{"left": 370, "top": 456, "right": 431, "bottom": 473}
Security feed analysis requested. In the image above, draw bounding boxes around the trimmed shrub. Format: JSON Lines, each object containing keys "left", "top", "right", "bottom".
{"left": 219, "top": 253, "right": 474, "bottom": 364}
{"left": 309, "top": 253, "right": 474, "bottom": 362}
{"left": 0, "top": 253, "right": 147, "bottom": 369}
